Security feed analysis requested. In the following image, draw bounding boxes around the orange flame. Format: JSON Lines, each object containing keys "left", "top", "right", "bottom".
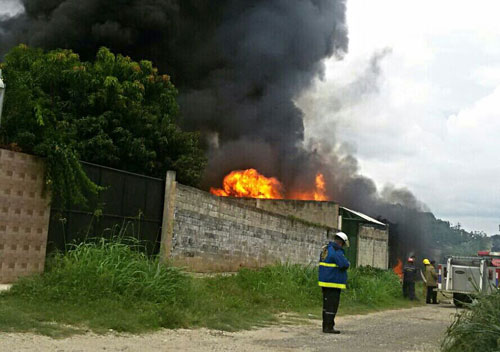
{"left": 211, "top": 169, "right": 330, "bottom": 201}
{"left": 289, "top": 173, "right": 328, "bottom": 201}
{"left": 393, "top": 258, "right": 403, "bottom": 279}
{"left": 210, "top": 169, "right": 284, "bottom": 199}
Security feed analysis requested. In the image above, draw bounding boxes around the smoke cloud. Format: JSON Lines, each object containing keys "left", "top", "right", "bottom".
{"left": 1, "top": 0, "right": 435, "bottom": 262}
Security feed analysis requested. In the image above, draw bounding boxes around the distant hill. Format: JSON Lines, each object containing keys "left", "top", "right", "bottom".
{"left": 491, "top": 235, "right": 500, "bottom": 252}
{"left": 376, "top": 205, "right": 491, "bottom": 265}
{"left": 427, "top": 218, "right": 491, "bottom": 258}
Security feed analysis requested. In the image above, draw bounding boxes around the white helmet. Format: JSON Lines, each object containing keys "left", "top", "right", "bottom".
{"left": 335, "top": 231, "right": 350, "bottom": 247}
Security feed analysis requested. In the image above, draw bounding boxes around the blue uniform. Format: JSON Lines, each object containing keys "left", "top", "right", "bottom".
{"left": 318, "top": 241, "right": 350, "bottom": 289}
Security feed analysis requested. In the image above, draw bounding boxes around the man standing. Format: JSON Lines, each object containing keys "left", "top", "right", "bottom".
{"left": 424, "top": 259, "right": 438, "bottom": 304}
{"left": 403, "top": 257, "right": 417, "bottom": 300}
{"left": 318, "top": 231, "right": 350, "bottom": 334}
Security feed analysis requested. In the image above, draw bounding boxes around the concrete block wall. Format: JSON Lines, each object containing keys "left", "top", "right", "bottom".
{"left": 168, "top": 183, "right": 333, "bottom": 272}
{"left": 0, "top": 149, "right": 51, "bottom": 283}
{"left": 0, "top": 148, "right": 390, "bottom": 279}
{"left": 236, "top": 198, "right": 338, "bottom": 228}
{"left": 356, "top": 225, "right": 389, "bottom": 269}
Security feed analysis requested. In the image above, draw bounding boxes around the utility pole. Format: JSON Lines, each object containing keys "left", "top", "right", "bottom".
{"left": 0, "top": 69, "right": 5, "bottom": 127}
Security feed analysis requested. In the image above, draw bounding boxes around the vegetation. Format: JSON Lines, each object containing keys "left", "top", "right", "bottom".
{"left": 0, "top": 45, "right": 206, "bottom": 206}
{"left": 429, "top": 219, "right": 491, "bottom": 257}
{"left": 442, "top": 291, "right": 500, "bottom": 352}
{"left": 0, "top": 238, "right": 421, "bottom": 336}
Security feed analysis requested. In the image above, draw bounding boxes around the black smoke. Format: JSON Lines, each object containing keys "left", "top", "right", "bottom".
{"left": 296, "top": 48, "right": 438, "bottom": 264}
{"left": 1, "top": 0, "right": 446, "bottom": 262}
{"left": 0, "top": 0, "right": 348, "bottom": 189}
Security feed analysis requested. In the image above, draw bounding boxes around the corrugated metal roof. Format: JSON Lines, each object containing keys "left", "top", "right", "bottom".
{"left": 341, "top": 206, "right": 386, "bottom": 227}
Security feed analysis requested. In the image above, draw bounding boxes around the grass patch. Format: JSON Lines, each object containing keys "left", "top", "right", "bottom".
{"left": 0, "top": 238, "right": 191, "bottom": 335}
{"left": 0, "top": 238, "right": 422, "bottom": 336}
{"left": 442, "top": 290, "right": 500, "bottom": 352}
{"left": 340, "top": 266, "right": 424, "bottom": 315}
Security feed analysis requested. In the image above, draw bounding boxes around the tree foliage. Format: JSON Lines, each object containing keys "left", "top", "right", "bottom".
{"left": 426, "top": 218, "right": 491, "bottom": 257}
{"left": 0, "top": 45, "right": 206, "bottom": 205}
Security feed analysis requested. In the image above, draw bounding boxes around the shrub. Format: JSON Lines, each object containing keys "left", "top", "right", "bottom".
{"left": 0, "top": 45, "right": 206, "bottom": 206}
{"left": 442, "top": 290, "right": 500, "bottom": 352}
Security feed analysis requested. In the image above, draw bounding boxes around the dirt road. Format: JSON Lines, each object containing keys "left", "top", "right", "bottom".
{"left": 0, "top": 304, "right": 458, "bottom": 352}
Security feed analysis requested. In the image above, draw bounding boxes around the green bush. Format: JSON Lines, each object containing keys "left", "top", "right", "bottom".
{"left": 0, "top": 45, "right": 206, "bottom": 206}
{"left": 442, "top": 291, "right": 500, "bottom": 352}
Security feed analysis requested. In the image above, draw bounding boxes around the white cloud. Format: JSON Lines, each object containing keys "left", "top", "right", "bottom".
{"left": 471, "top": 65, "right": 500, "bottom": 87}
{"left": 0, "top": 0, "right": 23, "bottom": 17}
{"left": 300, "top": 0, "right": 500, "bottom": 235}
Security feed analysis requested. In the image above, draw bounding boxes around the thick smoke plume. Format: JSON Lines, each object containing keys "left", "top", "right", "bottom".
{"left": 0, "top": 0, "right": 348, "bottom": 190}
{"left": 1, "top": 0, "right": 436, "bottom": 263}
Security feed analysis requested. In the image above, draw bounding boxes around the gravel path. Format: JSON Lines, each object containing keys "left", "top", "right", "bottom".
{"left": 0, "top": 304, "right": 458, "bottom": 352}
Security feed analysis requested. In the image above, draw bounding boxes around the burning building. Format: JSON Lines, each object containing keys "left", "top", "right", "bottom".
{"left": 207, "top": 168, "right": 389, "bottom": 269}
{"left": 0, "top": 0, "right": 432, "bottom": 265}
{"left": 339, "top": 207, "right": 389, "bottom": 268}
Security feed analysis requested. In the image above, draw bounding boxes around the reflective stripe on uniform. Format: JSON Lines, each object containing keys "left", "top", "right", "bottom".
{"left": 318, "top": 281, "right": 346, "bottom": 289}
{"left": 319, "top": 262, "right": 338, "bottom": 267}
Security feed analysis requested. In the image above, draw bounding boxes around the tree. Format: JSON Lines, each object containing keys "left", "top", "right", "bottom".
{"left": 0, "top": 45, "right": 206, "bottom": 205}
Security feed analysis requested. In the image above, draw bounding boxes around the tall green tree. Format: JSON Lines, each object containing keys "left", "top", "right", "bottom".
{"left": 0, "top": 45, "right": 206, "bottom": 205}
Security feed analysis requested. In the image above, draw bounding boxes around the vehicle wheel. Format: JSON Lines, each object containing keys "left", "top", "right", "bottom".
{"left": 453, "top": 293, "right": 471, "bottom": 308}
{"left": 453, "top": 296, "right": 463, "bottom": 308}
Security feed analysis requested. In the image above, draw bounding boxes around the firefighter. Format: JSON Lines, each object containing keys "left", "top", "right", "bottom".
{"left": 318, "top": 231, "right": 350, "bottom": 334}
{"left": 423, "top": 259, "right": 438, "bottom": 304}
{"left": 403, "top": 257, "right": 417, "bottom": 300}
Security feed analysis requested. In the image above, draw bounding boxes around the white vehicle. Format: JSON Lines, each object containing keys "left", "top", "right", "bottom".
{"left": 438, "top": 251, "right": 500, "bottom": 307}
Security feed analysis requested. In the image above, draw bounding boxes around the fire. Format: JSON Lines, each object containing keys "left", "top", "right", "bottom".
{"left": 393, "top": 258, "right": 403, "bottom": 279}
{"left": 210, "top": 169, "right": 284, "bottom": 199}
{"left": 211, "top": 169, "right": 330, "bottom": 201}
{"left": 289, "top": 173, "right": 328, "bottom": 201}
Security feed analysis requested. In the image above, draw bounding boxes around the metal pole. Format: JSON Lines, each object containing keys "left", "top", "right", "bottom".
{"left": 0, "top": 69, "right": 5, "bottom": 127}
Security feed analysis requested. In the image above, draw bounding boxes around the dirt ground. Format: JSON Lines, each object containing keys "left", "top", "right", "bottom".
{"left": 0, "top": 304, "right": 459, "bottom": 352}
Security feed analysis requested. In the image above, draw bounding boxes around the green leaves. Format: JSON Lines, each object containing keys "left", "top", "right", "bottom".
{"left": 0, "top": 45, "right": 206, "bottom": 206}
{"left": 34, "top": 103, "right": 45, "bottom": 126}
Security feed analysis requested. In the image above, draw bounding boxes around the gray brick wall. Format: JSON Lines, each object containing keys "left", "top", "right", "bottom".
{"left": 236, "top": 198, "right": 338, "bottom": 228}
{"left": 170, "top": 184, "right": 333, "bottom": 272}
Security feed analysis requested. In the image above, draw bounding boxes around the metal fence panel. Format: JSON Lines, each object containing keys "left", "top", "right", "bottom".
{"left": 47, "top": 162, "right": 164, "bottom": 255}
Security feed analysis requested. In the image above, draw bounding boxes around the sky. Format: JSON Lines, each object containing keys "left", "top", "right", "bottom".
{"left": 1, "top": 0, "right": 22, "bottom": 16}
{"left": 1, "top": 0, "right": 499, "bottom": 235}
{"left": 299, "top": 0, "right": 500, "bottom": 235}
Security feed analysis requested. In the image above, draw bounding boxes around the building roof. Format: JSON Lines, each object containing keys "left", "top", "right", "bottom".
{"left": 340, "top": 206, "right": 386, "bottom": 227}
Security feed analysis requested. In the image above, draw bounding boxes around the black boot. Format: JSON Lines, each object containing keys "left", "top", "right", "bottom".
{"left": 322, "top": 312, "right": 340, "bottom": 334}
{"left": 323, "top": 327, "right": 341, "bottom": 334}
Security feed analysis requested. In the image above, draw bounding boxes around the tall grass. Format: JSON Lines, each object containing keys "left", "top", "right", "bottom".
{"left": 442, "top": 291, "right": 500, "bottom": 352}
{"left": 343, "top": 266, "right": 402, "bottom": 308}
{"left": 0, "top": 238, "right": 417, "bottom": 335}
{"left": 2, "top": 238, "right": 192, "bottom": 333}
{"left": 11, "top": 238, "right": 189, "bottom": 303}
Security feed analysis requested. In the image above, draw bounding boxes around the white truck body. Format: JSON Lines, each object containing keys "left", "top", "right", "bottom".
{"left": 438, "top": 253, "right": 500, "bottom": 307}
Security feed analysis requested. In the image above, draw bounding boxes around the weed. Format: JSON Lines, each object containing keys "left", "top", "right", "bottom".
{"left": 0, "top": 238, "right": 191, "bottom": 335}
{"left": 442, "top": 290, "right": 500, "bottom": 352}
{"left": 0, "top": 239, "right": 422, "bottom": 336}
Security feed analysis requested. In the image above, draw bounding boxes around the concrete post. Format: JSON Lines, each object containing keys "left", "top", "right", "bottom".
{"left": 160, "top": 171, "right": 177, "bottom": 264}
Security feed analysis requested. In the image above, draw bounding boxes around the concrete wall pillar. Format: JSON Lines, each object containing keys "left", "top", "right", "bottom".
{"left": 159, "top": 171, "right": 177, "bottom": 264}
{"left": 0, "top": 149, "right": 51, "bottom": 283}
